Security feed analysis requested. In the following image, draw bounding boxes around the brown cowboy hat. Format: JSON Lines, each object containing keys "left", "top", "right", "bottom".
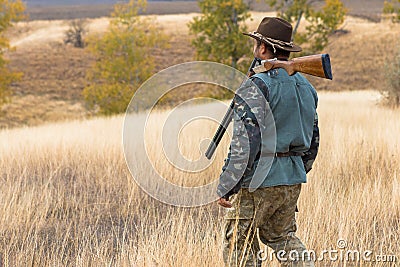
{"left": 243, "top": 17, "right": 302, "bottom": 52}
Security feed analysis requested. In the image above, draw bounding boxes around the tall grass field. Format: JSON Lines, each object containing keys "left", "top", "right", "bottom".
{"left": 0, "top": 91, "right": 399, "bottom": 266}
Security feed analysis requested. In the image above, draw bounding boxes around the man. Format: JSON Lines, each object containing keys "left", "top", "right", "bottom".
{"left": 216, "top": 17, "right": 319, "bottom": 266}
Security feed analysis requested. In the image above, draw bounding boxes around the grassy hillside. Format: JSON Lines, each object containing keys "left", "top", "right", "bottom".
{"left": 2, "top": 11, "right": 400, "bottom": 130}
{"left": 0, "top": 91, "right": 399, "bottom": 265}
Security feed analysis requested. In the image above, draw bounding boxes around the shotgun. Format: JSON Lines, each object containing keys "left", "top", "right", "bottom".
{"left": 253, "top": 53, "right": 332, "bottom": 79}
{"left": 205, "top": 53, "right": 332, "bottom": 160}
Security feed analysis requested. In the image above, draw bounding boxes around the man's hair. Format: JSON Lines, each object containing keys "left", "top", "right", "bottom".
{"left": 256, "top": 39, "right": 290, "bottom": 59}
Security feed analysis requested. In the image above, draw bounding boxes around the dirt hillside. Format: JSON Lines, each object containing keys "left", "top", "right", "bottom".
{"left": 2, "top": 12, "right": 400, "bottom": 128}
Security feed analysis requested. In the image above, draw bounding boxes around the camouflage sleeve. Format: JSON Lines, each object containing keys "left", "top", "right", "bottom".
{"left": 302, "top": 113, "right": 320, "bottom": 173}
{"left": 216, "top": 78, "right": 267, "bottom": 199}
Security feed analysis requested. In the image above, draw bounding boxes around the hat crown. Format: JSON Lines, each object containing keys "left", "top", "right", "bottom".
{"left": 256, "top": 17, "right": 293, "bottom": 43}
{"left": 243, "top": 17, "right": 302, "bottom": 52}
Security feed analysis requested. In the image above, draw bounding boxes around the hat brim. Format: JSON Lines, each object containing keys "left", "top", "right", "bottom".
{"left": 243, "top": 32, "right": 302, "bottom": 52}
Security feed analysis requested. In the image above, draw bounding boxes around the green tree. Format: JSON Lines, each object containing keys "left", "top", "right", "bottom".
{"left": 383, "top": 0, "right": 400, "bottom": 22}
{"left": 266, "top": 0, "right": 347, "bottom": 55}
{"left": 0, "top": 0, "right": 25, "bottom": 106}
{"left": 188, "top": 0, "right": 252, "bottom": 72}
{"left": 83, "top": 0, "right": 168, "bottom": 115}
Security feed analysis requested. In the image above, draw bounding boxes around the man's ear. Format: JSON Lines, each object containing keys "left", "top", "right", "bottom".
{"left": 259, "top": 43, "right": 267, "bottom": 56}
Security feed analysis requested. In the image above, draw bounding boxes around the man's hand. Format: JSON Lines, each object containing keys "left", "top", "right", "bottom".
{"left": 217, "top": 197, "right": 233, "bottom": 208}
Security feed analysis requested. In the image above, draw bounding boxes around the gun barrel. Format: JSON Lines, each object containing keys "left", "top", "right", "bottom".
{"left": 205, "top": 101, "right": 234, "bottom": 160}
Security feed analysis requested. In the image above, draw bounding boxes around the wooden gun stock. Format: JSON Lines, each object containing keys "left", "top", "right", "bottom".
{"left": 253, "top": 54, "right": 333, "bottom": 80}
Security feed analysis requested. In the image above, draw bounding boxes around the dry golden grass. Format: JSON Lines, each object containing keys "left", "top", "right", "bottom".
{"left": 0, "top": 91, "right": 399, "bottom": 266}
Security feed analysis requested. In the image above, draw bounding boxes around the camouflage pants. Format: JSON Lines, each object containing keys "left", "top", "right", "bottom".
{"left": 222, "top": 185, "right": 314, "bottom": 267}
